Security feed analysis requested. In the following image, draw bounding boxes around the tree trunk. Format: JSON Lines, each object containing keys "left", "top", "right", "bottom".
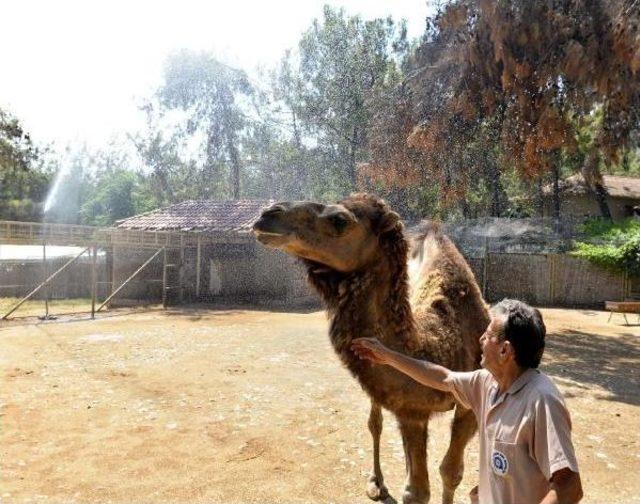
{"left": 228, "top": 142, "right": 241, "bottom": 199}
{"left": 535, "top": 177, "right": 545, "bottom": 217}
{"left": 551, "top": 157, "right": 561, "bottom": 221}
{"left": 460, "top": 197, "right": 471, "bottom": 219}
{"left": 581, "top": 150, "right": 612, "bottom": 221}
{"left": 486, "top": 158, "right": 506, "bottom": 217}
{"left": 593, "top": 182, "right": 612, "bottom": 220}
{"left": 348, "top": 126, "right": 358, "bottom": 190}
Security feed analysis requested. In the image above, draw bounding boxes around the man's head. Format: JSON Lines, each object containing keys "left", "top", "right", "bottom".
{"left": 479, "top": 299, "right": 546, "bottom": 373}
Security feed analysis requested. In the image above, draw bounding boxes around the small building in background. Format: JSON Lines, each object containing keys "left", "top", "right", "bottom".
{"left": 543, "top": 174, "right": 640, "bottom": 220}
{"left": 112, "top": 200, "right": 316, "bottom": 307}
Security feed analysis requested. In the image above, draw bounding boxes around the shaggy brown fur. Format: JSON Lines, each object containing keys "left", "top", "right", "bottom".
{"left": 253, "top": 193, "right": 489, "bottom": 504}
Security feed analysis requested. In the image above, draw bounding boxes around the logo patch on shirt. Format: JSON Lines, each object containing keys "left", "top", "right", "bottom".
{"left": 491, "top": 450, "right": 509, "bottom": 476}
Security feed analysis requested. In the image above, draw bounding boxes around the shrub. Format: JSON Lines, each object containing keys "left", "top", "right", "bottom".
{"left": 571, "top": 218, "right": 640, "bottom": 276}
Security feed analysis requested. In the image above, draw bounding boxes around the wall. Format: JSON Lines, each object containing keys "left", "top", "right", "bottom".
{"left": 469, "top": 252, "right": 633, "bottom": 308}
{"left": 111, "top": 238, "right": 317, "bottom": 306}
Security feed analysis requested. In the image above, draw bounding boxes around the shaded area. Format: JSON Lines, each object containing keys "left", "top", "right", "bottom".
{"left": 543, "top": 329, "right": 640, "bottom": 406}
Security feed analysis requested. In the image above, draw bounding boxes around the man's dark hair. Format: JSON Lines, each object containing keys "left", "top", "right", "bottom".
{"left": 490, "top": 299, "right": 546, "bottom": 369}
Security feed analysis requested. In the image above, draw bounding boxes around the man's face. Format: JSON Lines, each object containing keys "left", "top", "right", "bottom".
{"left": 479, "top": 315, "right": 508, "bottom": 373}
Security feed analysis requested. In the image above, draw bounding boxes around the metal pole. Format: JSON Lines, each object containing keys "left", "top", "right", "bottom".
{"left": 91, "top": 244, "right": 97, "bottom": 319}
{"left": 196, "top": 235, "right": 201, "bottom": 299}
{"left": 3, "top": 247, "right": 91, "bottom": 320}
{"left": 97, "top": 247, "right": 164, "bottom": 313}
{"left": 162, "top": 247, "right": 168, "bottom": 309}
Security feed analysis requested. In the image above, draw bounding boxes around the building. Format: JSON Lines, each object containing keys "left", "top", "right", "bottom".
{"left": 111, "top": 200, "right": 316, "bottom": 307}
{"left": 543, "top": 174, "right": 640, "bottom": 220}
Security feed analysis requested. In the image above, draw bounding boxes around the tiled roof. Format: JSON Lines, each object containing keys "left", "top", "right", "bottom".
{"left": 115, "top": 199, "right": 276, "bottom": 233}
{"left": 543, "top": 175, "right": 640, "bottom": 199}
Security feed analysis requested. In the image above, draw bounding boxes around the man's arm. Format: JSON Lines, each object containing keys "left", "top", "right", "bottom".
{"left": 539, "top": 468, "right": 583, "bottom": 504}
{"left": 351, "top": 337, "right": 454, "bottom": 393}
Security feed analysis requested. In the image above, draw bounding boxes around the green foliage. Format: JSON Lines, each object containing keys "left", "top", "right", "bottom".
{"left": 0, "top": 108, "right": 52, "bottom": 221}
{"left": 79, "top": 169, "right": 137, "bottom": 226}
{"left": 297, "top": 6, "right": 407, "bottom": 190}
{"left": 572, "top": 218, "right": 640, "bottom": 276}
{"left": 152, "top": 50, "right": 253, "bottom": 199}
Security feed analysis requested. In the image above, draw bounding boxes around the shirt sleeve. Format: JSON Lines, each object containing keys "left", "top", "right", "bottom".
{"left": 533, "top": 392, "right": 580, "bottom": 480}
{"left": 447, "top": 369, "right": 490, "bottom": 415}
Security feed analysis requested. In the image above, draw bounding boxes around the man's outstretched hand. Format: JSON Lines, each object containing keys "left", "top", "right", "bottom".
{"left": 351, "top": 338, "right": 391, "bottom": 365}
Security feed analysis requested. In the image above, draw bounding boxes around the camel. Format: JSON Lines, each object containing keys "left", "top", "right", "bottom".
{"left": 252, "top": 193, "right": 489, "bottom": 504}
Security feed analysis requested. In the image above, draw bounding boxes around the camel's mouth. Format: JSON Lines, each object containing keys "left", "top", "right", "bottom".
{"left": 252, "top": 218, "right": 293, "bottom": 248}
{"left": 253, "top": 228, "right": 286, "bottom": 245}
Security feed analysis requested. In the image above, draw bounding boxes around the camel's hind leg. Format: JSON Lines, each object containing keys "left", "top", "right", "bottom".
{"left": 439, "top": 405, "right": 477, "bottom": 504}
{"left": 398, "top": 417, "right": 430, "bottom": 504}
{"left": 366, "top": 401, "right": 389, "bottom": 500}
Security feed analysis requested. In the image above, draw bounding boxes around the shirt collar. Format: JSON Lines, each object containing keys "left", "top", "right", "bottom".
{"left": 504, "top": 367, "right": 539, "bottom": 396}
{"left": 489, "top": 368, "right": 539, "bottom": 408}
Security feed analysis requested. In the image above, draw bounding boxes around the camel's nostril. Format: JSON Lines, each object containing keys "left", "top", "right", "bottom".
{"left": 262, "top": 205, "right": 286, "bottom": 217}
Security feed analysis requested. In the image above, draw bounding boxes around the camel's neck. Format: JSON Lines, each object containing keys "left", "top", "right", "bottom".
{"left": 306, "top": 233, "right": 417, "bottom": 358}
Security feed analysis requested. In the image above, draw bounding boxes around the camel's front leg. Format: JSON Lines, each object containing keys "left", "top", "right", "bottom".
{"left": 439, "top": 405, "right": 477, "bottom": 504}
{"left": 366, "top": 401, "right": 389, "bottom": 500}
{"left": 398, "top": 417, "right": 430, "bottom": 504}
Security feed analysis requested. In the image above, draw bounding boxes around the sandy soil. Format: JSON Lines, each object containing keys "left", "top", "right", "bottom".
{"left": 1, "top": 306, "right": 639, "bottom": 504}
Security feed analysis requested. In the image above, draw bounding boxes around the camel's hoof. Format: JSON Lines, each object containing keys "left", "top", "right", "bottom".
{"left": 402, "top": 486, "right": 430, "bottom": 504}
{"left": 366, "top": 475, "right": 389, "bottom": 501}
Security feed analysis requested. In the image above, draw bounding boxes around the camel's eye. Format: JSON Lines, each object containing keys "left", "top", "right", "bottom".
{"left": 328, "top": 213, "right": 350, "bottom": 233}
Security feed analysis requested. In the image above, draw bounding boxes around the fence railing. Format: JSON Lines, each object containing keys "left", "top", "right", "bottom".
{"left": 0, "top": 220, "right": 252, "bottom": 248}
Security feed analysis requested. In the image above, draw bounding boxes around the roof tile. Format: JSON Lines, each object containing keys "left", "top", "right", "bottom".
{"left": 115, "top": 199, "right": 276, "bottom": 233}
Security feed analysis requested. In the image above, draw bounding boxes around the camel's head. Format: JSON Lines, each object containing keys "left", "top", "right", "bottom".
{"left": 252, "top": 193, "right": 402, "bottom": 273}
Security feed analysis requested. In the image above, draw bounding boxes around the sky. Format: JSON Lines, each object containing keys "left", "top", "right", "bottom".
{"left": 0, "top": 0, "right": 430, "bottom": 150}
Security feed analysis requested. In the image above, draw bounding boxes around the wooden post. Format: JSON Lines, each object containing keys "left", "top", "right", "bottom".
{"left": 111, "top": 245, "right": 117, "bottom": 299}
{"left": 91, "top": 244, "right": 97, "bottom": 319}
{"left": 482, "top": 236, "right": 489, "bottom": 299}
{"left": 43, "top": 241, "right": 49, "bottom": 318}
{"left": 548, "top": 254, "right": 556, "bottom": 305}
{"left": 196, "top": 235, "right": 201, "bottom": 299}
{"left": 162, "top": 247, "right": 168, "bottom": 309}
{"left": 179, "top": 235, "right": 184, "bottom": 304}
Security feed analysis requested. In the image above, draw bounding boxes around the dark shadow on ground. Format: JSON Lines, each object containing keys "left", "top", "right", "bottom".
{"left": 0, "top": 302, "right": 323, "bottom": 330}
{"left": 542, "top": 329, "right": 640, "bottom": 406}
{"left": 174, "top": 301, "right": 322, "bottom": 321}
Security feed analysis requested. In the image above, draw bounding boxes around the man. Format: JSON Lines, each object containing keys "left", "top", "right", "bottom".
{"left": 351, "top": 299, "right": 582, "bottom": 504}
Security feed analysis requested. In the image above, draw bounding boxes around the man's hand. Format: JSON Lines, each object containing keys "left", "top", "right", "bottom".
{"left": 351, "top": 338, "right": 391, "bottom": 365}
{"left": 540, "top": 468, "right": 583, "bottom": 503}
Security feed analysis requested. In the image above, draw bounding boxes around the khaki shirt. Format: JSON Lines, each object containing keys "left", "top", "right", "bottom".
{"left": 449, "top": 368, "right": 579, "bottom": 504}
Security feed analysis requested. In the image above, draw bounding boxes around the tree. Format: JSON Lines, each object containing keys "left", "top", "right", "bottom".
{"left": 154, "top": 50, "right": 253, "bottom": 199}
{"left": 405, "top": 0, "right": 640, "bottom": 219}
{"left": 296, "top": 6, "right": 409, "bottom": 191}
{"left": 0, "top": 108, "right": 51, "bottom": 221}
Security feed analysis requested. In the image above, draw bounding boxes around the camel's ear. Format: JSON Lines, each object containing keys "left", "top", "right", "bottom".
{"left": 377, "top": 211, "right": 400, "bottom": 235}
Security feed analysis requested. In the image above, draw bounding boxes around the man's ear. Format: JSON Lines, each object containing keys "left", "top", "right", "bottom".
{"left": 501, "top": 340, "right": 515, "bottom": 360}
{"left": 378, "top": 210, "right": 400, "bottom": 234}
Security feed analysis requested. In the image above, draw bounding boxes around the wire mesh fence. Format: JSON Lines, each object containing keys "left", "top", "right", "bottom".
{"left": 0, "top": 246, "right": 111, "bottom": 319}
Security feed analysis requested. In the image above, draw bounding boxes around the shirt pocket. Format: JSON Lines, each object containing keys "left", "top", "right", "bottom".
{"left": 490, "top": 439, "right": 529, "bottom": 480}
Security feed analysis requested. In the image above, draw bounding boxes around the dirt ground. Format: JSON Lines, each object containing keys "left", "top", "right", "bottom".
{"left": 1, "top": 306, "right": 639, "bottom": 504}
